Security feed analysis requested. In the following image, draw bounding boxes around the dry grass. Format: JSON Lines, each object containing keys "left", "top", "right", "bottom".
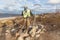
{"left": 0, "top": 13, "right": 60, "bottom": 40}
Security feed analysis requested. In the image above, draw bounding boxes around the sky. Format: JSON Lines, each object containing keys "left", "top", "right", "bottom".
{"left": 0, "top": 0, "right": 60, "bottom": 14}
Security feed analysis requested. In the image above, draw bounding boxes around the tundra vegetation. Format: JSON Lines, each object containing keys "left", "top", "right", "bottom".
{"left": 0, "top": 13, "right": 60, "bottom": 40}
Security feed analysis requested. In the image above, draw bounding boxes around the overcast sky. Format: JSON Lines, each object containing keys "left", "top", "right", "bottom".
{"left": 0, "top": 0, "right": 60, "bottom": 13}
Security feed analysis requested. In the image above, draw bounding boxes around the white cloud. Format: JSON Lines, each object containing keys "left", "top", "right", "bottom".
{"left": 0, "top": 0, "right": 58, "bottom": 13}
{"left": 0, "top": 0, "right": 23, "bottom": 11}
{"left": 8, "top": 7, "right": 14, "bottom": 11}
{"left": 0, "top": 0, "right": 34, "bottom": 11}
{"left": 35, "top": 0, "right": 40, "bottom": 3}
{"left": 48, "top": 0, "right": 60, "bottom": 4}
{"left": 0, "top": 5, "right": 6, "bottom": 9}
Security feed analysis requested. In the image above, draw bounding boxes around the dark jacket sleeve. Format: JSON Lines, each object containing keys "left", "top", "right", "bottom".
{"left": 30, "top": 10, "right": 33, "bottom": 16}
{"left": 21, "top": 11, "right": 23, "bottom": 16}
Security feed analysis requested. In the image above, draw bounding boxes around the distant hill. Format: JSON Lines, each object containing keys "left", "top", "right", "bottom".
{"left": 0, "top": 13, "right": 21, "bottom": 18}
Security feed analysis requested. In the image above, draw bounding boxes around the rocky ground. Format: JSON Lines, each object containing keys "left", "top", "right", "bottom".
{"left": 0, "top": 13, "right": 60, "bottom": 40}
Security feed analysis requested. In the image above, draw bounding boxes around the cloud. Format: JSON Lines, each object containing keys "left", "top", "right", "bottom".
{"left": 0, "top": 0, "right": 23, "bottom": 10}
{"left": 7, "top": 7, "right": 15, "bottom": 11}
{"left": 0, "top": 0, "right": 59, "bottom": 13}
{"left": 35, "top": 0, "right": 41, "bottom": 3}
{"left": 0, "top": 0, "right": 34, "bottom": 10}
{"left": 48, "top": 0, "right": 60, "bottom": 4}
{"left": 47, "top": 0, "right": 60, "bottom": 9}
{"left": 0, "top": 5, "right": 6, "bottom": 9}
